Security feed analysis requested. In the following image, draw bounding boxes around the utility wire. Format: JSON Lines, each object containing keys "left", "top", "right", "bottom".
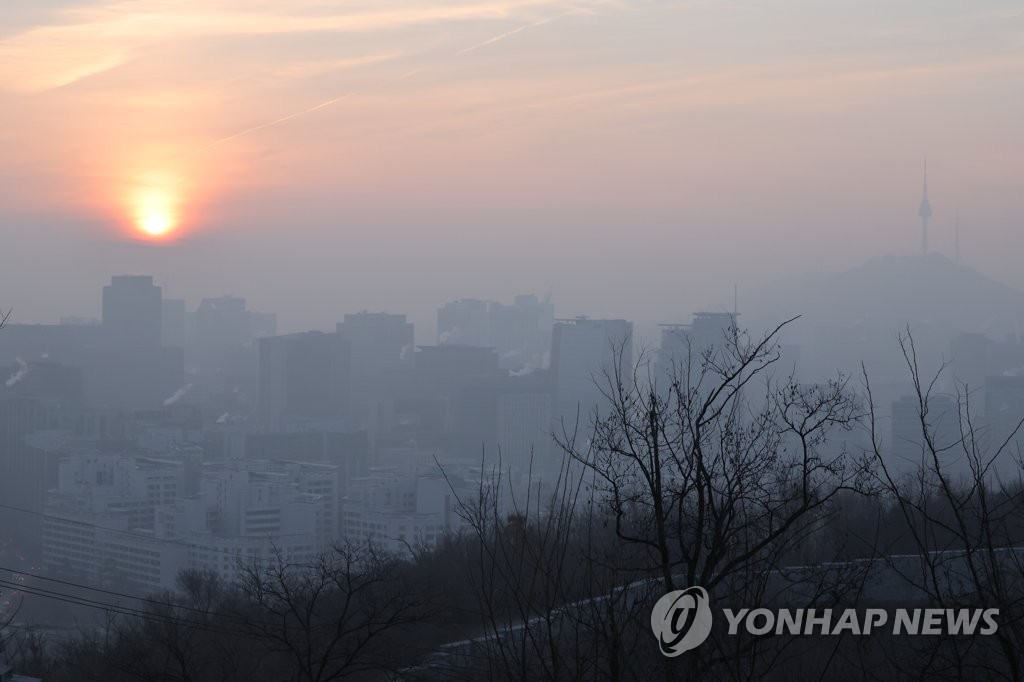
{"left": 0, "top": 501, "right": 320, "bottom": 558}
{"left": 0, "top": 564, "right": 252, "bottom": 627}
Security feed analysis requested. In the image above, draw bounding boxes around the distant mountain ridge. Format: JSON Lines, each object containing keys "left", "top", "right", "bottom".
{"left": 746, "top": 253, "right": 1024, "bottom": 338}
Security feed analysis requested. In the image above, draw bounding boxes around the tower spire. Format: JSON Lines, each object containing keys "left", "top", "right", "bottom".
{"left": 918, "top": 158, "right": 932, "bottom": 255}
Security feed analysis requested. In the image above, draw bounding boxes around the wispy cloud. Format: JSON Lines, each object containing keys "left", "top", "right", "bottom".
{"left": 0, "top": 0, "right": 588, "bottom": 92}
{"left": 328, "top": 51, "right": 1024, "bottom": 153}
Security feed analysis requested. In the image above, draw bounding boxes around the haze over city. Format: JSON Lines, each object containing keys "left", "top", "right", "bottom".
{"left": 3, "top": 2, "right": 1024, "bottom": 680}
{"left": 2, "top": 0, "right": 1023, "bottom": 337}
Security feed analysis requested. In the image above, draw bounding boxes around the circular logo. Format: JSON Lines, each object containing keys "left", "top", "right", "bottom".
{"left": 650, "top": 586, "right": 713, "bottom": 657}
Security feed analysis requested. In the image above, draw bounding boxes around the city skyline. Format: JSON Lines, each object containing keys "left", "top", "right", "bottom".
{"left": 5, "top": 3, "right": 1024, "bottom": 679}
{"left": 1, "top": 1, "right": 1023, "bottom": 335}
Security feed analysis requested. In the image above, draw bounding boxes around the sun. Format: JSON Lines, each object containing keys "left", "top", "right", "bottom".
{"left": 138, "top": 201, "right": 175, "bottom": 237}
{"left": 128, "top": 172, "right": 183, "bottom": 240}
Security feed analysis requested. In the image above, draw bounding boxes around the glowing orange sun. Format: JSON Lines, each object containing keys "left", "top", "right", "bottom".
{"left": 128, "top": 171, "right": 184, "bottom": 240}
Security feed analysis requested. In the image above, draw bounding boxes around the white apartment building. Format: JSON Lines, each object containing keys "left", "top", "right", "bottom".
{"left": 42, "top": 453, "right": 187, "bottom": 590}
{"left": 341, "top": 471, "right": 466, "bottom": 554}
{"left": 43, "top": 454, "right": 338, "bottom": 592}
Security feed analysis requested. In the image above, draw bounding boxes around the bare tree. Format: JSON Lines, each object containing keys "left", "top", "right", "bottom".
{"left": 237, "top": 542, "right": 428, "bottom": 682}
{"left": 556, "top": 319, "right": 874, "bottom": 679}
{"left": 863, "top": 330, "right": 1024, "bottom": 681}
{"left": 415, "top": 320, "right": 878, "bottom": 681}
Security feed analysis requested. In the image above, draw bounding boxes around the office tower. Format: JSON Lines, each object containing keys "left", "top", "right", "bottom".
{"left": 438, "top": 299, "right": 490, "bottom": 346}
{"left": 337, "top": 312, "right": 414, "bottom": 371}
{"left": 550, "top": 317, "right": 633, "bottom": 429}
{"left": 488, "top": 294, "right": 555, "bottom": 370}
{"left": 984, "top": 375, "right": 1024, "bottom": 482}
{"left": 414, "top": 344, "right": 501, "bottom": 398}
{"left": 656, "top": 311, "right": 738, "bottom": 387}
{"left": 336, "top": 312, "right": 415, "bottom": 430}
{"left": 437, "top": 295, "right": 554, "bottom": 372}
{"left": 891, "top": 394, "right": 961, "bottom": 474}
{"left": 196, "top": 296, "right": 251, "bottom": 349}
{"left": 495, "top": 372, "right": 553, "bottom": 473}
{"left": 0, "top": 397, "right": 55, "bottom": 560}
{"left": 102, "top": 275, "right": 162, "bottom": 347}
{"left": 161, "top": 298, "right": 186, "bottom": 347}
{"left": 259, "top": 332, "right": 351, "bottom": 430}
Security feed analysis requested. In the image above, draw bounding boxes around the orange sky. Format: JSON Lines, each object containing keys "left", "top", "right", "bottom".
{"left": 0, "top": 0, "right": 1022, "bottom": 331}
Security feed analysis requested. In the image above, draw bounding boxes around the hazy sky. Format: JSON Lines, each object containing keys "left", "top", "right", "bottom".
{"left": 1, "top": 0, "right": 1022, "bottom": 340}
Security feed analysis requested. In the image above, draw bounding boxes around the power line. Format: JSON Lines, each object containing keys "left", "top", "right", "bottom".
{"left": 0, "top": 578, "right": 245, "bottom": 640}
{"left": 0, "top": 564, "right": 251, "bottom": 627}
{"left": 0, "top": 501, "right": 320, "bottom": 558}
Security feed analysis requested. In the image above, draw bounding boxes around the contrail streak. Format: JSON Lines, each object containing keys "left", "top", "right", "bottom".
{"left": 178, "top": 10, "right": 582, "bottom": 157}
{"left": 455, "top": 14, "right": 559, "bottom": 55}
{"left": 177, "top": 66, "right": 426, "bottom": 159}
{"left": 179, "top": 95, "right": 353, "bottom": 159}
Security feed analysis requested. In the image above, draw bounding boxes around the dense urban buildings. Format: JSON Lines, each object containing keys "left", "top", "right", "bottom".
{"left": 4, "top": 263, "right": 1024, "bottom": 598}
{"left": 4, "top": 257, "right": 1024, "bottom": 679}
{"left": 2, "top": 280, "right": 624, "bottom": 595}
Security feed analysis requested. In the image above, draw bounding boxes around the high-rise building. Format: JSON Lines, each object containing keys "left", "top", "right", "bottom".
{"left": 95, "top": 276, "right": 184, "bottom": 408}
{"left": 181, "top": 297, "right": 270, "bottom": 408}
{"left": 337, "top": 312, "right": 414, "bottom": 371}
{"left": 161, "top": 299, "right": 186, "bottom": 348}
{"left": 489, "top": 295, "right": 555, "bottom": 371}
{"left": 259, "top": 332, "right": 351, "bottom": 430}
{"left": 891, "top": 394, "right": 961, "bottom": 475}
{"left": 102, "top": 275, "right": 162, "bottom": 348}
{"left": 414, "top": 345, "right": 501, "bottom": 399}
{"left": 0, "top": 397, "right": 57, "bottom": 560}
{"left": 336, "top": 312, "right": 415, "bottom": 430}
{"left": 550, "top": 317, "right": 633, "bottom": 430}
{"left": 1, "top": 360, "right": 84, "bottom": 407}
{"left": 437, "top": 295, "right": 554, "bottom": 371}
{"left": 196, "top": 296, "right": 251, "bottom": 349}
{"left": 446, "top": 367, "right": 554, "bottom": 470}
{"left": 438, "top": 299, "right": 490, "bottom": 346}
{"left": 79, "top": 344, "right": 185, "bottom": 410}
{"left": 656, "top": 312, "right": 738, "bottom": 388}
{"left": 495, "top": 374, "right": 553, "bottom": 473}
{"left": 983, "top": 375, "right": 1024, "bottom": 482}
